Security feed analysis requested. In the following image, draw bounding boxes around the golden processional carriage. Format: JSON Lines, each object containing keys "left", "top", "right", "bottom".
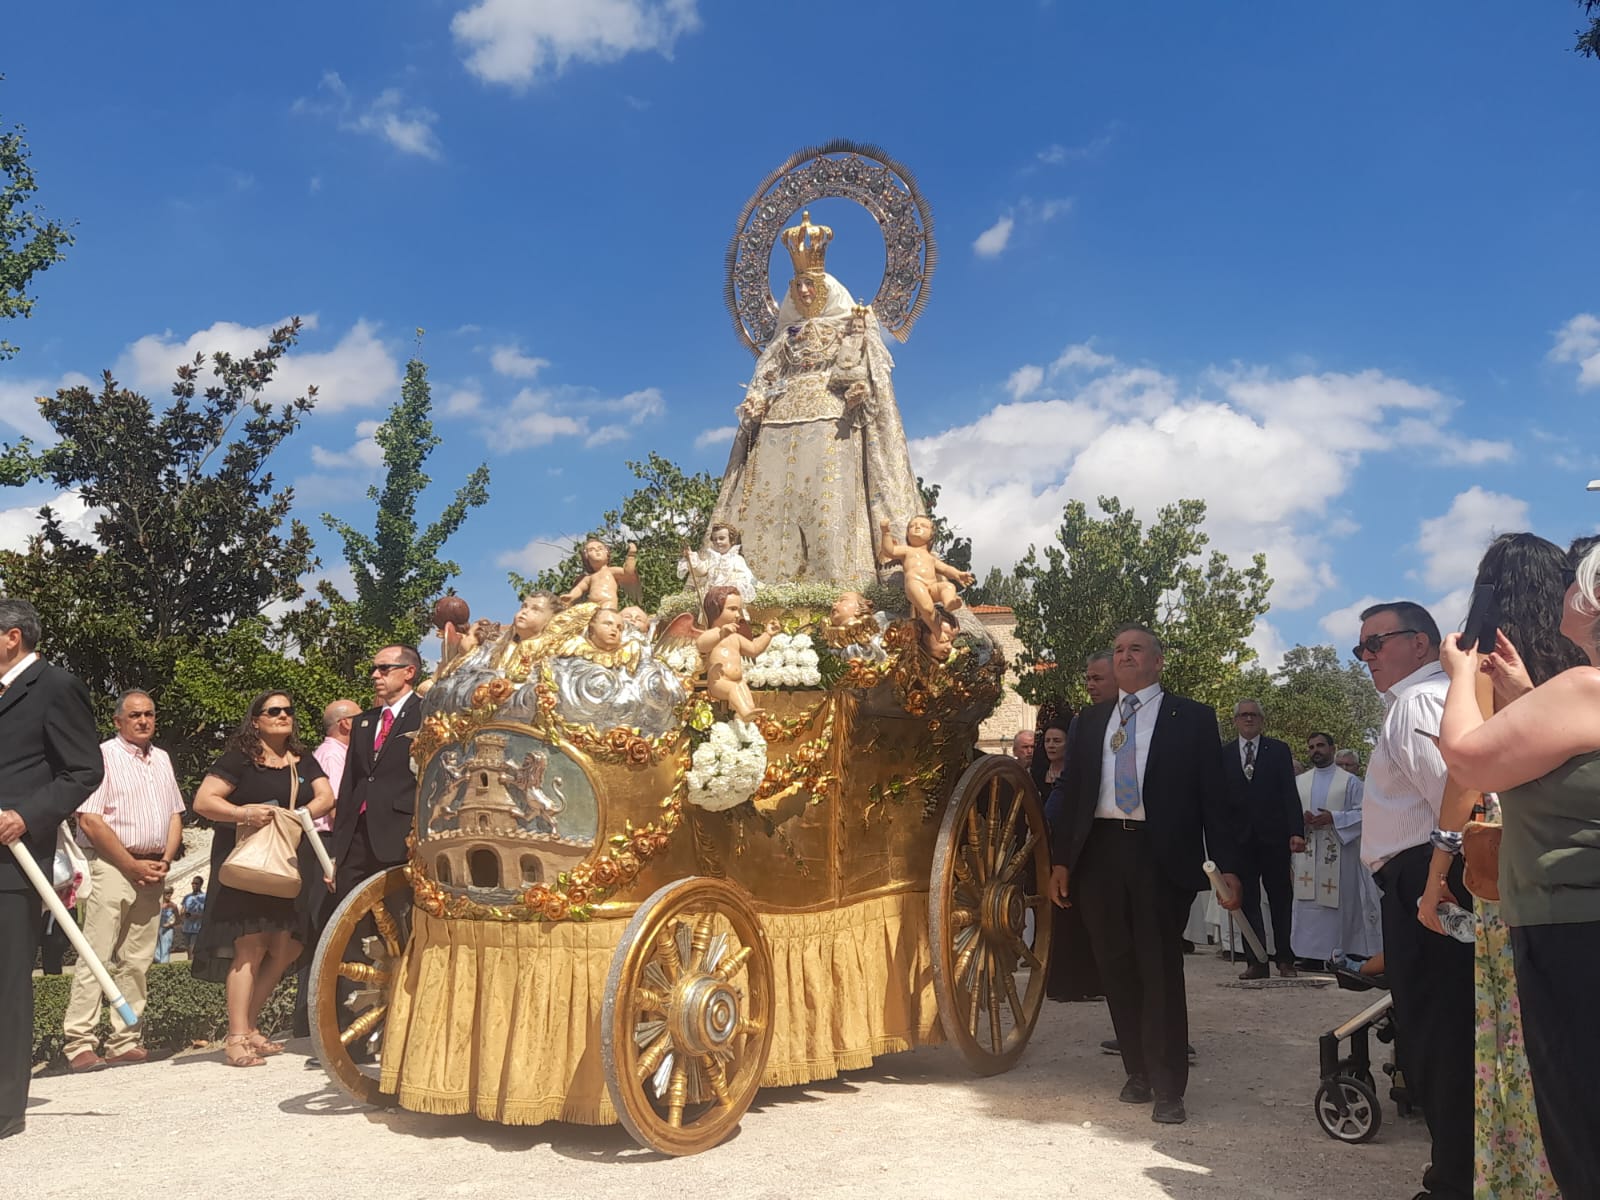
{"left": 307, "top": 142, "right": 1055, "bottom": 1156}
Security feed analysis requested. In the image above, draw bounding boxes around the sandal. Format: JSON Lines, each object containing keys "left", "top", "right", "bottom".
{"left": 248, "top": 1030, "right": 285, "bottom": 1057}
{"left": 223, "top": 1034, "right": 265, "bottom": 1068}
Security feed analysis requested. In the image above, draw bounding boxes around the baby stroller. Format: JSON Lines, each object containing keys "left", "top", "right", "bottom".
{"left": 1313, "top": 961, "right": 1412, "bottom": 1144}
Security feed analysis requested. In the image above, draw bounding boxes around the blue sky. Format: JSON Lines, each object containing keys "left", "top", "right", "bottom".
{"left": 2, "top": 1, "right": 1597, "bottom": 667}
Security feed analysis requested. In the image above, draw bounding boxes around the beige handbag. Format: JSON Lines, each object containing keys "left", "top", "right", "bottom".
{"left": 218, "top": 756, "right": 305, "bottom": 899}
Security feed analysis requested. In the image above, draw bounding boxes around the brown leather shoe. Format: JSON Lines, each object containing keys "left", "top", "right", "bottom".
{"left": 1277, "top": 962, "right": 1300, "bottom": 978}
{"left": 67, "top": 1050, "right": 106, "bottom": 1072}
{"left": 1238, "top": 963, "right": 1269, "bottom": 981}
{"left": 104, "top": 1047, "right": 149, "bottom": 1066}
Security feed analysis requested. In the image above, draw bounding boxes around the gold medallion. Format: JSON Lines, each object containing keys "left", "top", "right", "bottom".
{"left": 1109, "top": 730, "right": 1127, "bottom": 752}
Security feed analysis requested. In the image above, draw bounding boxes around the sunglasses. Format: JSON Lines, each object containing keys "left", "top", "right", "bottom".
{"left": 260, "top": 705, "right": 296, "bottom": 718}
{"left": 1351, "top": 629, "right": 1418, "bottom": 659}
{"left": 370, "top": 662, "right": 409, "bottom": 674}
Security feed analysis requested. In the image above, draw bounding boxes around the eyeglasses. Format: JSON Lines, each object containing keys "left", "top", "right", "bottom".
{"left": 122, "top": 710, "right": 155, "bottom": 720}
{"left": 1352, "top": 630, "right": 1418, "bottom": 659}
{"left": 261, "top": 705, "right": 296, "bottom": 718}
{"left": 371, "top": 662, "right": 408, "bottom": 674}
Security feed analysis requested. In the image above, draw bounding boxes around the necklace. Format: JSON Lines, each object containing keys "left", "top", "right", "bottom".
{"left": 1109, "top": 700, "right": 1139, "bottom": 753}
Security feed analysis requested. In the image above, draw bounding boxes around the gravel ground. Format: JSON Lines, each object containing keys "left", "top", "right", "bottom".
{"left": 17, "top": 951, "right": 1427, "bottom": 1199}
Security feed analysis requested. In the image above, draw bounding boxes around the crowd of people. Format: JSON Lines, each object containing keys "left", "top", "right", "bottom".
{"left": 4, "top": 525, "right": 1600, "bottom": 1198}
{"left": 998, "top": 531, "right": 1600, "bottom": 1200}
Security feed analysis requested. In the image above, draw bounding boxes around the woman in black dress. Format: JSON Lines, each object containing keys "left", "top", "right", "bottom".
{"left": 1033, "top": 718, "right": 1103, "bottom": 1002}
{"left": 192, "top": 692, "right": 334, "bottom": 1067}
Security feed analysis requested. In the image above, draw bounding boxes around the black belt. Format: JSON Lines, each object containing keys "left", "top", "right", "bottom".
{"left": 1094, "top": 818, "right": 1147, "bottom": 832}
{"left": 128, "top": 850, "right": 167, "bottom": 861}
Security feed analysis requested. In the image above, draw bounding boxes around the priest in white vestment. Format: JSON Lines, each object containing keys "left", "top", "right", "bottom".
{"left": 1291, "top": 733, "right": 1382, "bottom": 961}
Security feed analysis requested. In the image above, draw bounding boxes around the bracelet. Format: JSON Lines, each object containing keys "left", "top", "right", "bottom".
{"left": 1429, "top": 829, "right": 1463, "bottom": 856}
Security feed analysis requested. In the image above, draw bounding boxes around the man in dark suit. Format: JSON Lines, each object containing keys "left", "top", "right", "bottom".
{"left": 330, "top": 645, "right": 423, "bottom": 902}
{"left": 1223, "top": 698, "right": 1304, "bottom": 980}
{"left": 0, "top": 599, "right": 103, "bottom": 1139}
{"left": 1048, "top": 623, "right": 1242, "bottom": 1125}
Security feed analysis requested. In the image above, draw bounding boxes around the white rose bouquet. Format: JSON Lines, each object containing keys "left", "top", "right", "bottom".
{"left": 659, "top": 642, "right": 700, "bottom": 677}
{"left": 686, "top": 719, "right": 769, "bottom": 812}
{"left": 744, "top": 632, "right": 823, "bottom": 689}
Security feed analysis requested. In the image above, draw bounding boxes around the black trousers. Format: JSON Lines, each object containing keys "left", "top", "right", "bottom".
{"left": 293, "top": 831, "right": 337, "bottom": 1039}
{"left": 1, "top": 889, "right": 44, "bottom": 1121}
{"left": 1376, "top": 844, "right": 1474, "bottom": 1200}
{"left": 39, "top": 908, "right": 71, "bottom": 974}
{"left": 1074, "top": 821, "right": 1194, "bottom": 1100}
{"left": 1511, "top": 921, "right": 1600, "bottom": 1200}
{"left": 1236, "top": 835, "right": 1295, "bottom": 966}
{"left": 334, "top": 813, "right": 400, "bottom": 906}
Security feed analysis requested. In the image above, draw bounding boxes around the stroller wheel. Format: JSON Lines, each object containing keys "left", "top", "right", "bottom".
{"left": 1315, "top": 1075, "right": 1382, "bottom": 1144}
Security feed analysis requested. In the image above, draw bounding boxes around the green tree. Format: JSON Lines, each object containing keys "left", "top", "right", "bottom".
{"left": 0, "top": 321, "right": 322, "bottom": 783}
{"left": 965, "top": 565, "right": 1029, "bottom": 610}
{"left": 319, "top": 352, "right": 490, "bottom": 655}
{"left": 1233, "top": 644, "right": 1383, "bottom": 759}
{"left": 918, "top": 477, "right": 972, "bottom": 575}
{"left": 1011, "top": 495, "right": 1272, "bottom": 713}
{"left": 1577, "top": 1, "right": 1600, "bottom": 58}
{"left": 509, "top": 452, "right": 720, "bottom": 611}
{"left": 1, "top": 83, "right": 74, "bottom": 361}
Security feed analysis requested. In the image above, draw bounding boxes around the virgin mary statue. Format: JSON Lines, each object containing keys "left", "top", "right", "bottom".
{"left": 710, "top": 212, "right": 924, "bottom": 588}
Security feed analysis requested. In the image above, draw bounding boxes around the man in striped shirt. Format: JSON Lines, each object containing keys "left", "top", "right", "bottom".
{"left": 62, "top": 690, "right": 185, "bottom": 1071}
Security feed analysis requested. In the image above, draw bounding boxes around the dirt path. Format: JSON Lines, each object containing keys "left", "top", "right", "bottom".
{"left": 18, "top": 952, "right": 1426, "bottom": 1199}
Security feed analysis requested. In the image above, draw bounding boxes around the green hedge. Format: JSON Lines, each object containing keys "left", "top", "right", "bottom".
{"left": 32, "top": 962, "right": 295, "bottom": 1065}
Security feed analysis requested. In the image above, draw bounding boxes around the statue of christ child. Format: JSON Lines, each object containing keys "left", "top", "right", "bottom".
{"left": 562, "top": 538, "right": 638, "bottom": 610}
{"left": 695, "top": 584, "right": 779, "bottom": 722}
{"left": 878, "top": 516, "right": 975, "bottom": 634}
{"left": 678, "top": 522, "right": 759, "bottom": 602}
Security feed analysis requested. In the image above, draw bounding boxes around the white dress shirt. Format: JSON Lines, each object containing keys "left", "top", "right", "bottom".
{"left": 0, "top": 650, "right": 38, "bottom": 691}
{"left": 379, "top": 691, "right": 414, "bottom": 734}
{"left": 1095, "top": 682, "right": 1164, "bottom": 820}
{"left": 1361, "top": 660, "right": 1449, "bottom": 872}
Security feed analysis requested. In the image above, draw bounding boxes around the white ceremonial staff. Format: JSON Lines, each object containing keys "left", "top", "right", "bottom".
{"left": 294, "top": 808, "right": 336, "bottom": 885}
{"left": 1203, "top": 859, "right": 1270, "bottom": 964}
{"left": 8, "top": 839, "right": 138, "bottom": 1028}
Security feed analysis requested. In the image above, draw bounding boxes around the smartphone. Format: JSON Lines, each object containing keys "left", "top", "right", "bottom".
{"left": 1459, "top": 583, "right": 1499, "bottom": 654}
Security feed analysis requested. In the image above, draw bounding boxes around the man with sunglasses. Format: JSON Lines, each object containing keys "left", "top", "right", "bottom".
{"left": 330, "top": 646, "right": 424, "bottom": 903}
{"left": 1355, "top": 601, "right": 1473, "bottom": 1200}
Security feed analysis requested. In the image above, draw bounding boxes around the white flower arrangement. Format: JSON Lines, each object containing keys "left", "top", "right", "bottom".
{"left": 744, "top": 632, "right": 823, "bottom": 689}
{"left": 686, "top": 718, "right": 768, "bottom": 812}
{"left": 659, "top": 642, "right": 700, "bottom": 677}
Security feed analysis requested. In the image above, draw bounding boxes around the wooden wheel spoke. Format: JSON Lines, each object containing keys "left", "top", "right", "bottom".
{"left": 979, "top": 788, "right": 998, "bottom": 875}
{"left": 665, "top": 1059, "right": 689, "bottom": 1128}
{"left": 655, "top": 926, "right": 685, "bottom": 982}
{"left": 1012, "top": 936, "right": 1043, "bottom": 972}
{"left": 690, "top": 912, "right": 715, "bottom": 965}
{"left": 370, "top": 900, "right": 402, "bottom": 959}
{"left": 950, "top": 907, "right": 977, "bottom": 930}
{"left": 960, "top": 841, "right": 988, "bottom": 886}
{"left": 704, "top": 1055, "right": 733, "bottom": 1107}
{"left": 985, "top": 950, "right": 1003, "bottom": 1054}
{"left": 635, "top": 988, "right": 670, "bottom": 1015}
{"left": 953, "top": 928, "right": 983, "bottom": 985}
{"left": 636, "top": 1029, "right": 673, "bottom": 1082}
{"left": 966, "top": 951, "right": 985, "bottom": 1039}
{"left": 1001, "top": 960, "right": 1026, "bottom": 1030}
{"left": 714, "top": 944, "right": 753, "bottom": 982}
{"left": 339, "top": 1003, "right": 386, "bottom": 1046}
{"left": 999, "top": 830, "right": 1040, "bottom": 883}
{"left": 993, "top": 790, "right": 1023, "bottom": 872}
{"left": 337, "top": 961, "right": 390, "bottom": 987}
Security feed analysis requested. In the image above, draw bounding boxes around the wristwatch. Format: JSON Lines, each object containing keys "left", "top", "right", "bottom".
{"left": 1430, "top": 829, "right": 1463, "bottom": 856}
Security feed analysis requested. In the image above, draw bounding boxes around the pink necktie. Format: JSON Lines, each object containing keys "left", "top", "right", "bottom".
{"left": 374, "top": 708, "right": 394, "bottom": 754}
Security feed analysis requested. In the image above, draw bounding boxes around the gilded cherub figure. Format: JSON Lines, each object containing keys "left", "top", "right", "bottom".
{"left": 695, "top": 584, "right": 779, "bottom": 722}
{"left": 878, "top": 516, "right": 976, "bottom": 634}
{"left": 562, "top": 538, "right": 638, "bottom": 610}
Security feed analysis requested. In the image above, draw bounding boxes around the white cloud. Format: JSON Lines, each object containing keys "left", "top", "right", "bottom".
{"left": 309, "top": 175, "right": 322, "bottom": 194}
{"left": 1319, "top": 595, "right": 1384, "bottom": 644}
{"left": 1550, "top": 313, "right": 1600, "bottom": 389}
{"left": 293, "top": 72, "right": 441, "bottom": 160}
{"left": 973, "top": 215, "right": 1015, "bottom": 259}
{"left": 444, "top": 387, "right": 483, "bottom": 416}
{"left": 453, "top": 0, "right": 701, "bottom": 88}
{"left": 473, "top": 382, "right": 663, "bottom": 451}
{"left": 1414, "top": 486, "right": 1531, "bottom": 592}
{"left": 0, "top": 372, "right": 92, "bottom": 439}
{"left": 585, "top": 425, "right": 629, "bottom": 448}
{"left": 0, "top": 490, "right": 98, "bottom": 552}
{"left": 1006, "top": 365, "right": 1043, "bottom": 401}
{"left": 490, "top": 345, "right": 550, "bottom": 379}
{"left": 485, "top": 389, "right": 586, "bottom": 449}
{"left": 695, "top": 425, "right": 736, "bottom": 450}
{"left": 310, "top": 419, "right": 384, "bottom": 470}
{"left": 117, "top": 316, "right": 401, "bottom": 413}
{"left": 495, "top": 533, "right": 577, "bottom": 576}
{"left": 1035, "top": 130, "right": 1117, "bottom": 166}
{"left": 914, "top": 352, "right": 1510, "bottom": 624}
{"left": 1247, "top": 619, "right": 1289, "bottom": 674}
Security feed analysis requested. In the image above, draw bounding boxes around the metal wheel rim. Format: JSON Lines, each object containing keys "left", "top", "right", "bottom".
{"left": 930, "top": 756, "right": 1052, "bottom": 1075}
{"left": 601, "top": 876, "right": 775, "bottom": 1156}
{"left": 308, "top": 867, "right": 411, "bottom": 1105}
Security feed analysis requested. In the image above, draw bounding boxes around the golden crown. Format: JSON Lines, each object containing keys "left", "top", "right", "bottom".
{"left": 781, "top": 211, "right": 833, "bottom": 276}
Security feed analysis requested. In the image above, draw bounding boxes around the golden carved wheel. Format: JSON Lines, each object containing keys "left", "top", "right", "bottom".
{"left": 308, "top": 867, "right": 411, "bottom": 1105}
{"left": 930, "top": 755, "right": 1053, "bottom": 1075}
{"left": 601, "top": 877, "right": 775, "bottom": 1155}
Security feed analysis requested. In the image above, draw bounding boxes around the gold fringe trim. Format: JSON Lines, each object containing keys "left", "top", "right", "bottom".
{"left": 379, "top": 891, "right": 942, "bottom": 1127}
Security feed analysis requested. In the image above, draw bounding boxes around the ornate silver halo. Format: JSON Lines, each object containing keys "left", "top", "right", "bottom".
{"left": 724, "top": 139, "right": 937, "bottom": 356}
